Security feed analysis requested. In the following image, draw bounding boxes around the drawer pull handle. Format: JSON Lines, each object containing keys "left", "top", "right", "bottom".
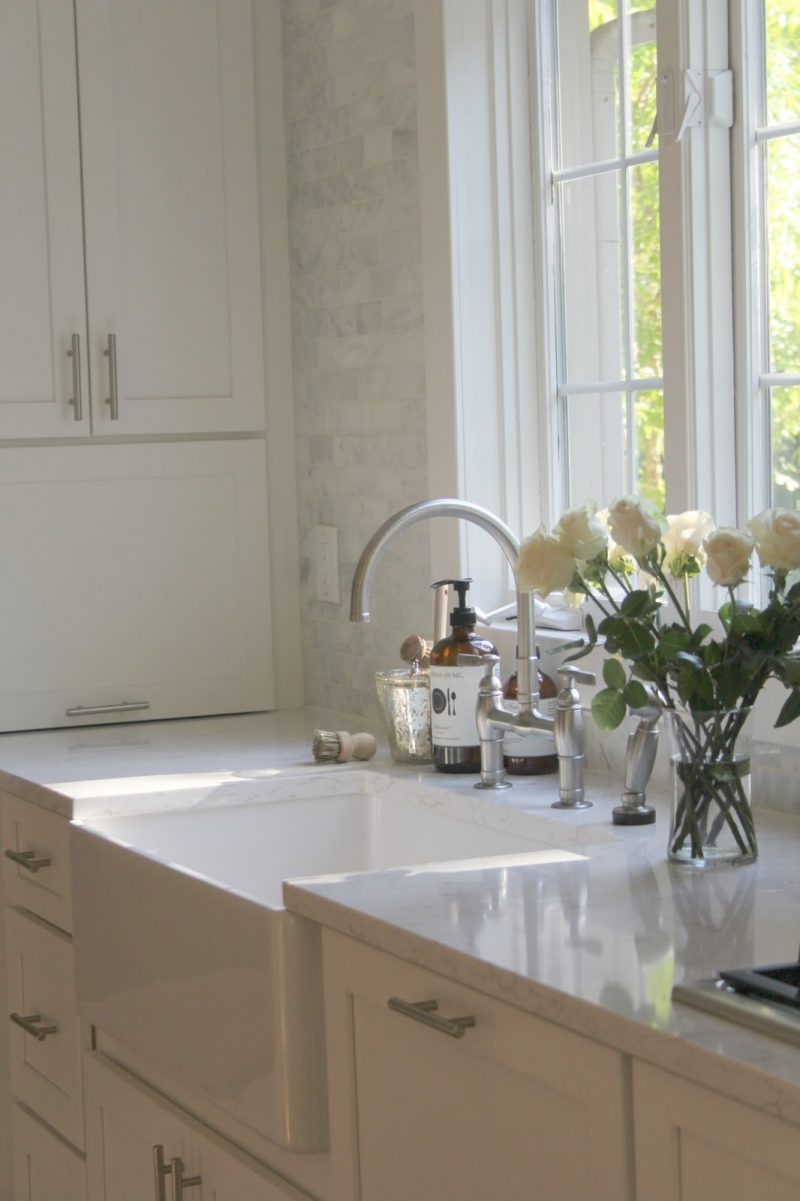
{"left": 153, "top": 1145, "right": 171, "bottom": 1201}
{"left": 10, "top": 1012, "right": 59, "bottom": 1041}
{"left": 387, "top": 996, "right": 476, "bottom": 1039}
{"left": 170, "top": 1157, "right": 202, "bottom": 1198}
{"left": 104, "top": 332, "right": 119, "bottom": 419}
{"left": 65, "top": 701, "right": 150, "bottom": 717}
{"left": 4, "top": 849, "right": 52, "bottom": 873}
{"left": 67, "top": 333, "right": 83, "bottom": 421}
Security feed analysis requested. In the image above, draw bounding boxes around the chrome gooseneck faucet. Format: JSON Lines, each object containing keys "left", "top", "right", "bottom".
{"left": 349, "top": 498, "right": 594, "bottom": 804}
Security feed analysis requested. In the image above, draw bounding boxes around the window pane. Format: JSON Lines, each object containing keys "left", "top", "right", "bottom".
{"left": 561, "top": 172, "right": 625, "bottom": 384}
{"left": 557, "top": 1, "right": 620, "bottom": 170}
{"left": 771, "top": 386, "right": 800, "bottom": 510}
{"left": 766, "top": 135, "right": 800, "bottom": 374}
{"left": 626, "top": 7, "right": 657, "bottom": 154}
{"left": 766, "top": 2, "right": 800, "bottom": 126}
{"left": 631, "top": 160, "right": 662, "bottom": 377}
{"left": 565, "top": 391, "right": 625, "bottom": 506}
{"left": 633, "top": 389, "right": 664, "bottom": 511}
{"left": 564, "top": 389, "right": 663, "bottom": 509}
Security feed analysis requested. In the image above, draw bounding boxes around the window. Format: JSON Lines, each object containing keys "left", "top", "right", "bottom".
{"left": 416, "top": 0, "right": 799, "bottom": 608}
{"left": 551, "top": 2, "right": 663, "bottom": 512}
{"left": 539, "top": 0, "right": 800, "bottom": 525}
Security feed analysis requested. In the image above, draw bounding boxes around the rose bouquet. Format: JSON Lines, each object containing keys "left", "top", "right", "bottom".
{"left": 517, "top": 499, "right": 800, "bottom": 864}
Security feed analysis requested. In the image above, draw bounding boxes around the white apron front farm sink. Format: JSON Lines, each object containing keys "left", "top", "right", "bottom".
{"left": 69, "top": 769, "right": 587, "bottom": 1150}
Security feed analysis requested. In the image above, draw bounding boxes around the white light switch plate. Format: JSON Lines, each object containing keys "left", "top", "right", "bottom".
{"left": 315, "top": 524, "right": 340, "bottom": 604}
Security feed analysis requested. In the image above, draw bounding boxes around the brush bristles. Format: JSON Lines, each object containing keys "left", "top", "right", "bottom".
{"left": 312, "top": 729, "right": 342, "bottom": 761}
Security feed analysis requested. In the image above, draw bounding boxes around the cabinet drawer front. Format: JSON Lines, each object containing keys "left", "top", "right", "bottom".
{"left": 323, "top": 932, "right": 633, "bottom": 1201}
{"left": 85, "top": 1054, "right": 317, "bottom": 1201}
{"left": 6, "top": 908, "right": 86, "bottom": 1149}
{"left": 2, "top": 795, "right": 72, "bottom": 931}
{"left": 12, "top": 1104, "right": 87, "bottom": 1201}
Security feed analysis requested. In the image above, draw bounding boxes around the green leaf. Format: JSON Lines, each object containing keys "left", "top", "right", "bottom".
{"left": 591, "top": 687, "right": 627, "bottom": 731}
{"left": 559, "top": 641, "right": 595, "bottom": 665}
{"left": 657, "top": 628, "right": 692, "bottom": 658}
{"left": 776, "top": 689, "right": 800, "bottom": 728}
{"left": 584, "top": 612, "right": 598, "bottom": 645}
{"left": 674, "top": 650, "right": 704, "bottom": 671}
{"left": 603, "top": 658, "right": 627, "bottom": 690}
{"left": 620, "top": 589, "right": 655, "bottom": 618}
{"left": 622, "top": 680, "right": 649, "bottom": 710}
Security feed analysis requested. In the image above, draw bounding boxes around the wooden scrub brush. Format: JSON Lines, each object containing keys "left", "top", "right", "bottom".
{"left": 312, "top": 729, "right": 377, "bottom": 763}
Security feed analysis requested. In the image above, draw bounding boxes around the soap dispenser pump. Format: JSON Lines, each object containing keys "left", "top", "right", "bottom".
{"left": 428, "top": 578, "right": 498, "bottom": 773}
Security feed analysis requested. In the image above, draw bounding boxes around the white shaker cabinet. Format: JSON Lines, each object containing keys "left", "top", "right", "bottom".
{"left": 633, "top": 1061, "right": 800, "bottom": 1200}
{"left": 84, "top": 1055, "right": 310, "bottom": 1201}
{"left": 0, "top": 441, "right": 274, "bottom": 731}
{"left": 322, "top": 931, "right": 634, "bottom": 1201}
{"left": 2, "top": 795, "right": 88, "bottom": 1201}
{"left": 2, "top": 0, "right": 266, "bottom": 438}
{"left": 11, "top": 1105, "right": 87, "bottom": 1201}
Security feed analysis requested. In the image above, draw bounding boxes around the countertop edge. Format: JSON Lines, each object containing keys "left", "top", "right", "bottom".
{"left": 284, "top": 880, "right": 800, "bottom": 1127}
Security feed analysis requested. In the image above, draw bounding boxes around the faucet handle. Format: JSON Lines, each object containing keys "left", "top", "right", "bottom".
{"left": 557, "top": 663, "right": 596, "bottom": 687}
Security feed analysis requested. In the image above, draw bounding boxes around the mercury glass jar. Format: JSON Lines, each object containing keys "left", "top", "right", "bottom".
{"left": 375, "top": 666, "right": 433, "bottom": 764}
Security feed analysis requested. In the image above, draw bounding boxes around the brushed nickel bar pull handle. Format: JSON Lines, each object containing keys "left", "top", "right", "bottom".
{"left": 104, "top": 332, "right": 119, "bottom": 419}
{"left": 4, "top": 849, "right": 52, "bottom": 873}
{"left": 10, "top": 1012, "right": 59, "bottom": 1041}
{"left": 170, "top": 1157, "right": 202, "bottom": 1199}
{"left": 65, "top": 701, "right": 150, "bottom": 717}
{"left": 67, "top": 333, "right": 82, "bottom": 421}
{"left": 153, "top": 1145, "right": 170, "bottom": 1201}
{"left": 387, "top": 996, "right": 476, "bottom": 1039}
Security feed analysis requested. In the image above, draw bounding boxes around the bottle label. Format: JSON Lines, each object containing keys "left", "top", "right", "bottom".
{"left": 429, "top": 665, "right": 485, "bottom": 747}
{"left": 503, "top": 696, "right": 558, "bottom": 757}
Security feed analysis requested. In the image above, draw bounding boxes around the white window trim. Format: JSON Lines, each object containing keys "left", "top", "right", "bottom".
{"left": 415, "top": 0, "right": 543, "bottom": 613}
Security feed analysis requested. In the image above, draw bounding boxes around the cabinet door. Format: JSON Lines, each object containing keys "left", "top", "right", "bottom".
{"left": 323, "top": 932, "right": 633, "bottom": 1201}
{"left": 634, "top": 1061, "right": 800, "bottom": 1200}
{"left": 75, "top": 0, "right": 266, "bottom": 436}
{"left": 0, "top": 0, "right": 89, "bottom": 437}
{"left": 5, "top": 908, "right": 87, "bottom": 1149}
{"left": 85, "top": 1053, "right": 312, "bottom": 1201}
{"left": 0, "top": 441, "right": 273, "bottom": 732}
{"left": 12, "top": 1104, "right": 87, "bottom": 1201}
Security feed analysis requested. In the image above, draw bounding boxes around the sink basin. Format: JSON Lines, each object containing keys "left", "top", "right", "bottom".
{"left": 70, "top": 769, "right": 582, "bottom": 1150}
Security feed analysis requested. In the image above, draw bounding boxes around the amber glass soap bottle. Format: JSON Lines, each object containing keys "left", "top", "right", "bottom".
{"left": 502, "top": 647, "right": 559, "bottom": 775}
{"left": 429, "top": 579, "right": 498, "bottom": 773}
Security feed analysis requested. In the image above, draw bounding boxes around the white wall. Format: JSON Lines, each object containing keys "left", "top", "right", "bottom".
{"left": 282, "top": 0, "right": 433, "bottom": 717}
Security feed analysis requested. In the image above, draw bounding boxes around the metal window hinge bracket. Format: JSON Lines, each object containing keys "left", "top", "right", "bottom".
{"left": 659, "top": 68, "right": 733, "bottom": 143}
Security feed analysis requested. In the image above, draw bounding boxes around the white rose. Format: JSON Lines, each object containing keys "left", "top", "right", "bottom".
{"left": 747, "top": 508, "right": 800, "bottom": 572}
{"left": 553, "top": 502, "right": 608, "bottom": 563}
{"left": 663, "top": 510, "right": 715, "bottom": 574}
{"left": 607, "top": 496, "right": 664, "bottom": 558}
{"left": 597, "top": 508, "right": 636, "bottom": 574}
{"left": 517, "top": 528, "right": 576, "bottom": 597}
{"left": 704, "top": 528, "right": 754, "bottom": 588}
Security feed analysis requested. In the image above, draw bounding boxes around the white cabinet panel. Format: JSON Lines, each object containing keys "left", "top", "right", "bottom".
{"left": 634, "top": 1061, "right": 800, "bottom": 1200}
{"left": 12, "top": 1104, "right": 87, "bottom": 1201}
{"left": 0, "top": 0, "right": 89, "bottom": 437}
{"left": 85, "top": 1054, "right": 312, "bottom": 1201}
{"left": 1, "top": 795, "right": 73, "bottom": 933}
{"left": 3, "top": 0, "right": 265, "bottom": 439}
{"left": 0, "top": 442, "right": 273, "bottom": 731}
{"left": 76, "top": 0, "right": 266, "bottom": 435}
{"left": 323, "top": 931, "right": 633, "bottom": 1201}
{"left": 5, "top": 908, "right": 87, "bottom": 1149}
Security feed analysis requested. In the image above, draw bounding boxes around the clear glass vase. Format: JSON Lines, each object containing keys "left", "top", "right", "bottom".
{"left": 665, "top": 707, "right": 757, "bottom": 868}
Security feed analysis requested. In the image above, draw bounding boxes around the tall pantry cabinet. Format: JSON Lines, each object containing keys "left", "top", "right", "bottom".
{"left": 0, "top": 0, "right": 291, "bottom": 731}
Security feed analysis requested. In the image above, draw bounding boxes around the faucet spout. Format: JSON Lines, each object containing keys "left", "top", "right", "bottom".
{"left": 349, "top": 498, "right": 539, "bottom": 712}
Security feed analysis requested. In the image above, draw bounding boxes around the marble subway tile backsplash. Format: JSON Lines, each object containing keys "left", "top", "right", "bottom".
{"left": 282, "top": 0, "right": 431, "bottom": 718}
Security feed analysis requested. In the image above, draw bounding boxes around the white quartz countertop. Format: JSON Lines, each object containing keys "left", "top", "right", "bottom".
{"left": 3, "top": 707, "right": 800, "bottom": 1123}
